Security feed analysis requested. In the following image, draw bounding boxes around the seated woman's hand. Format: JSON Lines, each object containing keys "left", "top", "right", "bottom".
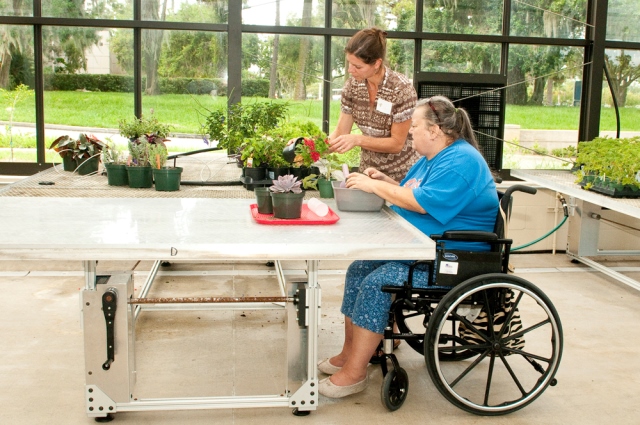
{"left": 345, "top": 172, "right": 376, "bottom": 193}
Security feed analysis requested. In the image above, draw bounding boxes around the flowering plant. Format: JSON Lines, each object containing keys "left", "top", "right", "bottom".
{"left": 294, "top": 135, "right": 329, "bottom": 168}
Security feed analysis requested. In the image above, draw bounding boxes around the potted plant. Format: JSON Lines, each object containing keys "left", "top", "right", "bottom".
{"left": 102, "top": 140, "right": 128, "bottom": 186}
{"left": 50, "top": 133, "right": 106, "bottom": 175}
{"left": 573, "top": 136, "right": 640, "bottom": 198}
{"left": 269, "top": 174, "right": 305, "bottom": 219}
{"left": 200, "top": 100, "right": 289, "bottom": 157}
{"left": 263, "top": 132, "right": 291, "bottom": 180}
{"left": 49, "top": 135, "right": 79, "bottom": 171}
{"left": 254, "top": 186, "right": 273, "bottom": 214}
{"left": 240, "top": 135, "right": 269, "bottom": 189}
{"left": 149, "top": 142, "right": 183, "bottom": 192}
{"left": 119, "top": 113, "right": 173, "bottom": 142}
{"left": 126, "top": 133, "right": 169, "bottom": 188}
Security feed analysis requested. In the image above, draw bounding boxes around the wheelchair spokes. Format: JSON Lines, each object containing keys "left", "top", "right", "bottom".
{"left": 425, "top": 274, "right": 562, "bottom": 415}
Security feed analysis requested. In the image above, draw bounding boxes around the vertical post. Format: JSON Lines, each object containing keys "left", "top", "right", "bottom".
{"left": 33, "top": 0, "right": 45, "bottom": 165}
{"left": 134, "top": 0, "right": 142, "bottom": 118}
{"left": 227, "top": 1, "right": 242, "bottom": 107}
{"left": 322, "top": 1, "right": 332, "bottom": 134}
{"left": 578, "top": 0, "right": 608, "bottom": 143}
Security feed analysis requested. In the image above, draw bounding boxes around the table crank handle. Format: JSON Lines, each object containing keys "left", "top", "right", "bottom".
{"left": 101, "top": 288, "right": 118, "bottom": 370}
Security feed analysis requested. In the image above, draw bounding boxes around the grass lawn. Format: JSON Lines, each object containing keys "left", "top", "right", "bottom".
{"left": 2, "top": 92, "right": 640, "bottom": 150}
{"left": 505, "top": 105, "right": 640, "bottom": 131}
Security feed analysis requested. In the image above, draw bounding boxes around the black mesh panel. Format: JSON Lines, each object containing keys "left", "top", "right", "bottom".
{"left": 418, "top": 82, "right": 504, "bottom": 171}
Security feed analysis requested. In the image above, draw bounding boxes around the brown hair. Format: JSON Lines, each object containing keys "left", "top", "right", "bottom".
{"left": 345, "top": 27, "right": 387, "bottom": 65}
{"left": 416, "top": 96, "right": 480, "bottom": 150}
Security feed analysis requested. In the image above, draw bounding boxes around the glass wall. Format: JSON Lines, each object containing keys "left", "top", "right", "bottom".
{"left": 0, "top": 0, "right": 637, "bottom": 174}
{"left": 244, "top": 0, "right": 321, "bottom": 27}
{"left": 0, "top": 25, "right": 34, "bottom": 163}
{"left": 423, "top": 0, "right": 502, "bottom": 35}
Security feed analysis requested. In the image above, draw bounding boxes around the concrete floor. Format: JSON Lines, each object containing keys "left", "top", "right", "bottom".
{"left": 1, "top": 253, "right": 640, "bottom": 425}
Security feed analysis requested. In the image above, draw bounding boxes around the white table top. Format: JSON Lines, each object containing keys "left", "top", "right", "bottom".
{"left": 511, "top": 170, "right": 640, "bottom": 220}
{"left": 0, "top": 197, "right": 435, "bottom": 261}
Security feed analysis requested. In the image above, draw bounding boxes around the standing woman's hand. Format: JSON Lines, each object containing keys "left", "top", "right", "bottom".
{"left": 329, "top": 134, "right": 359, "bottom": 154}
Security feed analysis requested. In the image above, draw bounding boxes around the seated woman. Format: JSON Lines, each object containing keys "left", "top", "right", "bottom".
{"left": 318, "top": 95, "right": 499, "bottom": 398}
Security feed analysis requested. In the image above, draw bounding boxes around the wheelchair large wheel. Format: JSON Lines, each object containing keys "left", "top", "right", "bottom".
{"left": 425, "top": 273, "right": 562, "bottom": 415}
{"left": 394, "top": 295, "right": 478, "bottom": 361}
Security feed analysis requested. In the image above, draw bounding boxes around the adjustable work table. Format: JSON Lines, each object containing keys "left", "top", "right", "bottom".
{"left": 511, "top": 169, "right": 640, "bottom": 290}
{"left": 0, "top": 194, "right": 435, "bottom": 419}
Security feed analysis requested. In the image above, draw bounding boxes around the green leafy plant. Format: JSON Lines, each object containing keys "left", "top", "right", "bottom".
{"left": 574, "top": 136, "right": 640, "bottom": 190}
{"left": 200, "top": 100, "right": 289, "bottom": 155}
{"left": 148, "top": 143, "right": 168, "bottom": 169}
{"left": 269, "top": 174, "right": 302, "bottom": 194}
{"left": 240, "top": 135, "right": 269, "bottom": 167}
{"left": 1, "top": 84, "right": 33, "bottom": 162}
{"left": 102, "top": 140, "right": 126, "bottom": 164}
{"left": 49, "top": 133, "right": 106, "bottom": 161}
{"left": 119, "top": 113, "right": 173, "bottom": 140}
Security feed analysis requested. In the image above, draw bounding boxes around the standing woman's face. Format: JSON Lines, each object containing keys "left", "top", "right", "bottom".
{"left": 346, "top": 53, "right": 381, "bottom": 82}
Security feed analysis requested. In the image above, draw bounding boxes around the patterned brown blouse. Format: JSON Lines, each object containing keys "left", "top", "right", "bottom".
{"left": 341, "top": 66, "right": 420, "bottom": 182}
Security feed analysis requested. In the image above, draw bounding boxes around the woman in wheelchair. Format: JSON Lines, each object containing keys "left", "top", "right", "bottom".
{"left": 318, "top": 96, "right": 500, "bottom": 398}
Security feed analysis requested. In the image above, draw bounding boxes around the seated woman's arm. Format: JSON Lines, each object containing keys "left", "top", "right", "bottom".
{"left": 346, "top": 170, "right": 426, "bottom": 214}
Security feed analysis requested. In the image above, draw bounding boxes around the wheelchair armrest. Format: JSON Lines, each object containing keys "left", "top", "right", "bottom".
{"left": 432, "top": 231, "right": 498, "bottom": 242}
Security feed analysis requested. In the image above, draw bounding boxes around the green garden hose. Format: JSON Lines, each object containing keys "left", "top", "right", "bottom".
{"left": 511, "top": 195, "right": 569, "bottom": 251}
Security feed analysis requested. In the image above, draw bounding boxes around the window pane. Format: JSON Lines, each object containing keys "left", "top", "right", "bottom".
{"left": 140, "top": 29, "right": 227, "bottom": 150}
{"left": 607, "top": 0, "right": 640, "bottom": 42}
{"left": 239, "top": 33, "right": 324, "bottom": 130}
{"left": 42, "top": 26, "right": 133, "bottom": 165}
{"left": 0, "top": 0, "right": 32, "bottom": 16}
{"left": 601, "top": 49, "right": 640, "bottom": 135}
{"left": 423, "top": 0, "right": 502, "bottom": 35}
{"left": 141, "top": 0, "right": 226, "bottom": 23}
{"left": 43, "top": 0, "right": 124, "bottom": 19}
{"left": 510, "top": 0, "right": 588, "bottom": 39}
{"left": 332, "top": 0, "right": 416, "bottom": 31}
{"left": 421, "top": 41, "right": 501, "bottom": 73}
{"left": 1, "top": 26, "right": 35, "bottom": 163}
{"left": 504, "top": 44, "right": 584, "bottom": 170}
{"left": 243, "top": 0, "right": 323, "bottom": 27}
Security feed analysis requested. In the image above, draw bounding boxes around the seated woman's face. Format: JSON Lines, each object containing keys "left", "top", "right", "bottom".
{"left": 409, "top": 108, "right": 435, "bottom": 157}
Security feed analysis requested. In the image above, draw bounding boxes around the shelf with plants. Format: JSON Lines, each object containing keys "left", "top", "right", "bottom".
{"left": 573, "top": 136, "right": 640, "bottom": 198}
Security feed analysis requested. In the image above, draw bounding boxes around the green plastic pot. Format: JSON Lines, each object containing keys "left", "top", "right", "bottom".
{"left": 271, "top": 191, "right": 305, "bottom": 219}
{"left": 104, "top": 163, "right": 128, "bottom": 186}
{"left": 153, "top": 167, "right": 183, "bottom": 191}
{"left": 62, "top": 155, "right": 76, "bottom": 172}
{"left": 318, "top": 178, "right": 335, "bottom": 198}
{"left": 75, "top": 156, "right": 100, "bottom": 175}
{"left": 126, "top": 166, "right": 153, "bottom": 188}
{"left": 254, "top": 187, "right": 273, "bottom": 214}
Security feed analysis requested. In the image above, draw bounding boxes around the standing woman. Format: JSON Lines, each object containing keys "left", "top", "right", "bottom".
{"left": 329, "top": 27, "right": 420, "bottom": 182}
{"left": 318, "top": 96, "right": 498, "bottom": 398}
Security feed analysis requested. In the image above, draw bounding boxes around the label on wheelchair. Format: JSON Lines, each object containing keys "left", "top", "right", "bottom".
{"left": 439, "top": 260, "right": 459, "bottom": 275}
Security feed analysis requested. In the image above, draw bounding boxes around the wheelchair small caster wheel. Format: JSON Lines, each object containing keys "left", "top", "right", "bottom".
{"left": 381, "top": 367, "right": 409, "bottom": 411}
{"left": 550, "top": 378, "right": 558, "bottom": 386}
{"left": 94, "top": 413, "right": 114, "bottom": 422}
{"left": 292, "top": 408, "right": 311, "bottom": 416}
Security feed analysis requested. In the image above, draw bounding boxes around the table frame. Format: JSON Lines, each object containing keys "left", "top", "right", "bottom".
{"left": 511, "top": 170, "right": 640, "bottom": 290}
{"left": 0, "top": 196, "right": 435, "bottom": 419}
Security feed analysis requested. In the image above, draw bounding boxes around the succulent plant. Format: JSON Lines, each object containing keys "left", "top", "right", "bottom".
{"left": 269, "top": 174, "right": 302, "bottom": 194}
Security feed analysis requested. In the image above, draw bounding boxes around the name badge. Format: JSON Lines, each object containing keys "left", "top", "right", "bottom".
{"left": 376, "top": 98, "right": 392, "bottom": 115}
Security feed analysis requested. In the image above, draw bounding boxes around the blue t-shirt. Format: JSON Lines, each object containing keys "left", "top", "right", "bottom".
{"left": 390, "top": 140, "right": 498, "bottom": 251}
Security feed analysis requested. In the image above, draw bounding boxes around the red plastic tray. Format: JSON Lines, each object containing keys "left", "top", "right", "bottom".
{"left": 250, "top": 203, "right": 340, "bottom": 225}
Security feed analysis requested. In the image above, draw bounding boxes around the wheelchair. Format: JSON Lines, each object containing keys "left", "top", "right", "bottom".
{"left": 378, "top": 185, "right": 563, "bottom": 415}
